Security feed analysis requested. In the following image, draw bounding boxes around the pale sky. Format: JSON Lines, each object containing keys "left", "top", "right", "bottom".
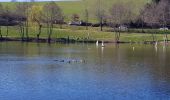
{"left": 0, "top": 0, "right": 79, "bottom": 2}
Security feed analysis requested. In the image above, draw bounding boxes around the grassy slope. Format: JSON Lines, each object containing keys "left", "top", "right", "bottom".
{"left": 1, "top": 0, "right": 164, "bottom": 43}
{"left": 1, "top": 0, "right": 150, "bottom": 21}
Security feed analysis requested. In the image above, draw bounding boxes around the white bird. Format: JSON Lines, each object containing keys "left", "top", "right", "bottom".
{"left": 133, "top": 47, "right": 135, "bottom": 51}
{"left": 101, "top": 41, "right": 105, "bottom": 47}
{"left": 163, "top": 37, "right": 166, "bottom": 44}
{"left": 155, "top": 41, "right": 158, "bottom": 47}
{"left": 96, "top": 40, "right": 99, "bottom": 46}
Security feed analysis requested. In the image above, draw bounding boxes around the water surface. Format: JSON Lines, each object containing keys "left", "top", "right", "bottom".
{"left": 0, "top": 42, "right": 170, "bottom": 100}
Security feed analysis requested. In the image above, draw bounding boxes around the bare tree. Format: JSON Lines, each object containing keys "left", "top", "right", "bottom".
{"left": 15, "top": 3, "right": 32, "bottom": 41}
{"left": 143, "top": 3, "right": 158, "bottom": 42}
{"left": 42, "top": 2, "right": 63, "bottom": 43}
{"left": 138, "top": 8, "right": 145, "bottom": 33}
{"left": 83, "top": 0, "right": 89, "bottom": 30}
{"left": 157, "top": 0, "right": 170, "bottom": 42}
{"left": 0, "top": 3, "right": 4, "bottom": 39}
{"left": 109, "top": 3, "right": 133, "bottom": 43}
{"left": 95, "top": 0, "right": 105, "bottom": 31}
{"left": 3, "top": 6, "right": 10, "bottom": 38}
{"left": 0, "top": 5, "right": 13, "bottom": 38}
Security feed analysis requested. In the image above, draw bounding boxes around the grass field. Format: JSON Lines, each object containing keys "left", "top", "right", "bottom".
{"left": 1, "top": 25, "right": 169, "bottom": 43}
{"left": 1, "top": 0, "right": 151, "bottom": 22}
{"left": 1, "top": 0, "right": 165, "bottom": 43}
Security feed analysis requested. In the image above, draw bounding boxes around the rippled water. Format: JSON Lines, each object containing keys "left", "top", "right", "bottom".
{"left": 0, "top": 42, "right": 170, "bottom": 100}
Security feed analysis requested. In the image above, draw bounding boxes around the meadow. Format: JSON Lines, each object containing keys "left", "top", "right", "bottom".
{"left": 1, "top": 0, "right": 150, "bottom": 21}
{"left": 1, "top": 25, "right": 169, "bottom": 43}
{"left": 1, "top": 0, "right": 169, "bottom": 43}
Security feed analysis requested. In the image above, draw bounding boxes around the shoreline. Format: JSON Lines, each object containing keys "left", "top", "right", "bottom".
{"left": 0, "top": 37, "right": 169, "bottom": 44}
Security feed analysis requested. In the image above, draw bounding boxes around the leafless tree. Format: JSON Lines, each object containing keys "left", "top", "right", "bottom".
{"left": 0, "top": 3, "right": 4, "bottom": 39}
{"left": 138, "top": 8, "right": 145, "bottom": 33}
{"left": 143, "top": 3, "right": 158, "bottom": 42}
{"left": 95, "top": 0, "right": 105, "bottom": 31}
{"left": 84, "top": 9, "right": 89, "bottom": 30}
{"left": 15, "top": 3, "right": 32, "bottom": 41}
{"left": 42, "top": 2, "right": 63, "bottom": 43}
{"left": 109, "top": 3, "right": 134, "bottom": 43}
{"left": 83, "top": 0, "right": 89, "bottom": 30}
{"left": 157, "top": 0, "right": 170, "bottom": 42}
{"left": 0, "top": 5, "right": 13, "bottom": 38}
{"left": 3, "top": 6, "right": 10, "bottom": 38}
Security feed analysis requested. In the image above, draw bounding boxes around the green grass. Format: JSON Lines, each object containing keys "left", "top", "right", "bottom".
{"left": 0, "top": 0, "right": 162, "bottom": 43}
{"left": 1, "top": 0, "right": 151, "bottom": 22}
{"left": 1, "top": 26, "right": 170, "bottom": 43}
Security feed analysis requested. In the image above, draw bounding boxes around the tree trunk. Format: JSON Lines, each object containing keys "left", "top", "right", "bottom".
{"left": 48, "top": 23, "right": 53, "bottom": 43}
{"left": 19, "top": 24, "right": 25, "bottom": 41}
{"left": 142, "top": 15, "right": 144, "bottom": 33}
{"left": 151, "top": 25, "right": 155, "bottom": 42}
{"left": 117, "top": 29, "right": 121, "bottom": 43}
{"left": 151, "top": 32, "right": 155, "bottom": 42}
{"left": 37, "top": 24, "right": 42, "bottom": 41}
{"left": 6, "top": 26, "right": 9, "bottom": 38}
{"left": 115, "top": 32, "right": 118, "bottom": 43}
{"left": 25, "top": 20, "right": 29, "bottom": 41}
{"left": 163, "top": 14, "right": 168, "bottom": 43}
{"left": 48, "top": 35, "right": 51, "bottom": 43}
{"left": 165, "top": 33, "right": 168, "bottom": 43}
{"left": 86, "top": 22, "right": 88, "bottom": 30}
{"left": 0, "top": 26, "right": 2, "bottom": 39}
{"left": 115, "top": 28, "right": 120, "bottom": 43}
{"left": 100, "top": 17, "right": 103, "bottom": 31}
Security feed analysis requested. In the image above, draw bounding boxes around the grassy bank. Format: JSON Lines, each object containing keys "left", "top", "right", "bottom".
{"left": 0, "top": 26, "right": 170, "bottom": 43}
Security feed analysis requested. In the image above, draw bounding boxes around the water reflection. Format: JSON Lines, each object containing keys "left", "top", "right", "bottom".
{"left": 0, "top": 42, "right": 170, "bottom": 100}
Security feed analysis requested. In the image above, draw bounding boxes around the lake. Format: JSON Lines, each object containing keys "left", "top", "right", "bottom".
{"left": 0, "top": 42, "right": 170, "bottom": 100}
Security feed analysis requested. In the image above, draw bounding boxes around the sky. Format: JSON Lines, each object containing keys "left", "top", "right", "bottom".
{"left": 0, "top": 0, "right": 79, "bottom": 2}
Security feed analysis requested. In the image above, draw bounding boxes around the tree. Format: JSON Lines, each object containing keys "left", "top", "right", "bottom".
{"left": 30, "top": 5, "right": 43, "bottom": 41}
{"left": 109, "top": 3, "right": 134, "bottom": 43}
{"left": 142, "top": 3, "right": 158, "bottom": 42}
{"left": 83, "top": 0, "right": 89, "bottom": 30}
{"left": 95, "top": 0, "right": 105, "bottom": 31}
{"left": 156, "top": 0, "right": 170, "bottom": 42}
{"left": 15, "top": 3, "right": 32, "bottom": 41}
{"left": 3, "top": 5, "right": 10, "bottom": 38}
{"left": 0, "top": 5, "right": 14, "bottom": 38}
{"left": 0, "top": 3, "right": 4, "bottom": 39}
{"left": 152, "top": 0, "right": 160, "bottom": 3}
{"left": 42, "top": 2, "right": 63, "bottom": 43}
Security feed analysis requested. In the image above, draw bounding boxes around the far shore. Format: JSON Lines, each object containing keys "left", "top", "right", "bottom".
{"left": 0, "top": 37, "right": 169, "bottom": 45}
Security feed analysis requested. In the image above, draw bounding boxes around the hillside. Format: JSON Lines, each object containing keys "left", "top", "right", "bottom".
{"left": 1, "top": 0, "right": 151, "bottom": 22}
